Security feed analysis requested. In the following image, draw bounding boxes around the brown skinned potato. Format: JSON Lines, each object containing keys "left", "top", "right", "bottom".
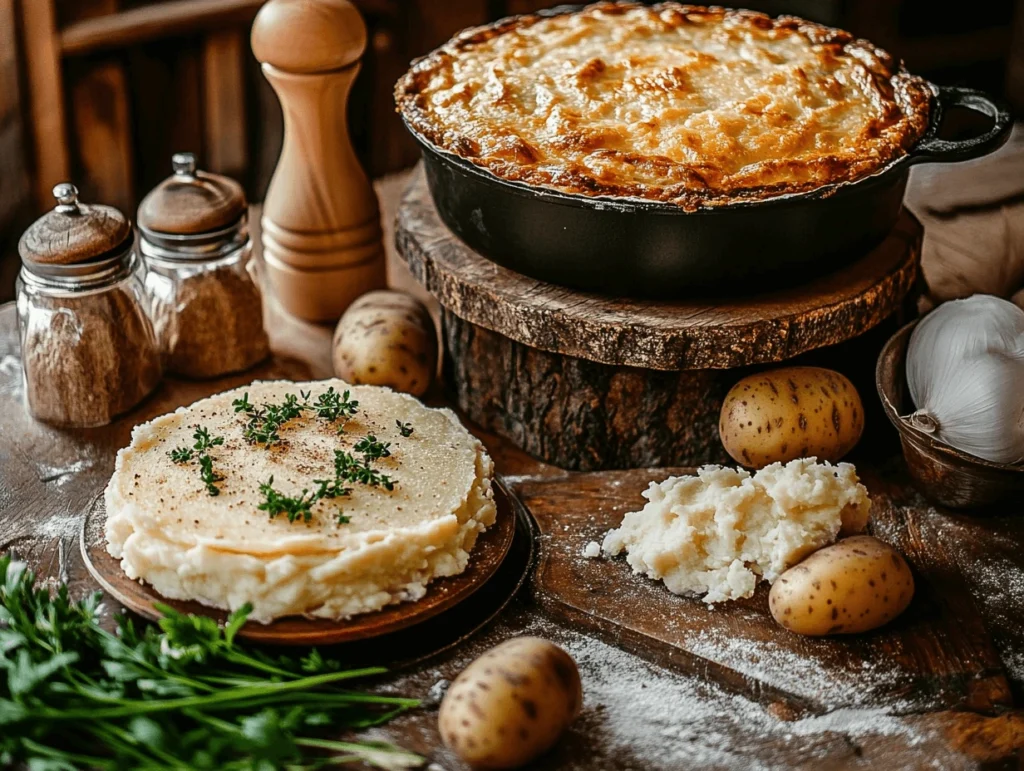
{"left": 769, "top": 536, "right": 914, "bottom": 636}
{"left": 719, "top": 367, "right": 864, "bottom": 468}
{"left": 439, "top": 637, "right": 582, "bottom": 769}
{"left": 332, "top": 290, "right": 437, "bottom": 396}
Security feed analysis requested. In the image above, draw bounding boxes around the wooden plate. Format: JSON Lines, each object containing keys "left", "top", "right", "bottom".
{"left": 81, "top": 481, "right": 516, "bottom": 645}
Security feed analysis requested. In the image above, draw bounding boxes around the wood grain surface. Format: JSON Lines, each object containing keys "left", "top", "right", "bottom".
{"left": 4, "top": 170, "right": 1024, "bottom": 768}
{"left": 1, "top": 297, "right": 1024, "bottom": 769}
{"left": 524, "top": 467, "right": 1012, "bottom": 716}
{"left": 396, "top": 165, "right": 922, "bottom": 372}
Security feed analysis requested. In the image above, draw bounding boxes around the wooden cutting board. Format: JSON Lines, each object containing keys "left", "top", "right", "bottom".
{"left": 521, "top": 467, "right": 1013, "bottom": 716}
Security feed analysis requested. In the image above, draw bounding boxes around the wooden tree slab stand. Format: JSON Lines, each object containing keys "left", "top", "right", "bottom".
{"left": 396, "top": 165, "right": 922, "bottom": 470}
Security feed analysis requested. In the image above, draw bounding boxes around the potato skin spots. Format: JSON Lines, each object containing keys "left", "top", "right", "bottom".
{"left": 439, "top": 637, "right": 582, "bottom": 769}
{"left": 769, "top": 536, "right": 914, "bottom": 636}
{"left": 719, "top": 367, "right": 864, "bottom": 468}
{"left": 332, "top": 290, "right": 437, "bottom": 397}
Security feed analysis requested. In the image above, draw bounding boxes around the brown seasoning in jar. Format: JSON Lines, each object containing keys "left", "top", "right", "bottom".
{"left": 17, "top": 183, "right": 162, "bottom": 427}
{"left": 22, "top": 287, "right": 162, "bottom": 426}
{"left": 149, "top": 262, "right": 269, "bottom": 379}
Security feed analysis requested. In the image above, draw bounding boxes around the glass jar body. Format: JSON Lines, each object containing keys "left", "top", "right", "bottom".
{"left": 16, "top": 254, "right": 162, "bottom": 427}
{"left": 143, "top": 239, "right": 269, "bottom": 379}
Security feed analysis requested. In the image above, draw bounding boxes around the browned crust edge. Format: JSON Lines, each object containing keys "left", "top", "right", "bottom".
{"left": 394, "top": 2, "right": 934, "bottom": 210}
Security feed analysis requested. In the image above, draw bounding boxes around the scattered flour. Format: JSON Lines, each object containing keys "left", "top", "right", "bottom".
{"left": 684, "top": 627, "right": 917, "bottom": 712}
{"left": 559, "top": 630, "right": 953, "bottom": 770}
{"left": 34, "top": 510, "right": 84, "bottom": 541}
{"left": 35, "top": 458, "right": 93, "bottom": 485}
{"left": 957, "top": 550, "right": 1024, "bottom": 685}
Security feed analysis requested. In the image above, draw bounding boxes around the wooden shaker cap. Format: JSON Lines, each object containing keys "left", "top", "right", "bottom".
{"left": 18, "top": 184, "right": 132, "bottom": 266}
{"left": 251, "top": 0, "right": 366, "bottom": 74}
{"left": 137, "top": 153, "right": 247, "bottom": 235}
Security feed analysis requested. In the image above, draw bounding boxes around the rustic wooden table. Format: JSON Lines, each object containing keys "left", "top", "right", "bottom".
{"left": 2, "top": 176, "right": 1024, "bottom": 770}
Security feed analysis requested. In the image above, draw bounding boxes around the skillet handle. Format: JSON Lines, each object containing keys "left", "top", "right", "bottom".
{"left": 908, "top": 85, "right": 1012, "bottom": 165}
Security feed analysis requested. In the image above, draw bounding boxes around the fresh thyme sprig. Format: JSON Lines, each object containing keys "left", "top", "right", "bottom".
{"left": 334, "top": 449, "right": 396, "bottom": 491}
{"left": 312, "top": 387, "right": 359, "bottom": 425}
{"left": 396, "top": 420, "right": 414, "bottom": 438}
{"left": 354, "top": 435, "right": 391, "bottom": 462}
{"left": 234, "top": 392, "right": 310, "bottom": 447}
{"left": 168, "top": 425, "right": 225, "bottom": 496}
{"left": 259, "top": 476, "right": 353, "bottom": 526}
{"left": 257, "top": 477, "right": 321, "bottom": 523}
{"left": 234, "top": 388, "right": 360, "bottom": 446}
{"left": 168, "top": 446, "right": 193, "bottom": 463}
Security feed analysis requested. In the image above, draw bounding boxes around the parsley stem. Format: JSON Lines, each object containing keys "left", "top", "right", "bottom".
{"left": 19, "top": 738, "right": 117, "bottom": 770}
{"left": 40, "top": 667, "right": 390, "bottom": 720}
{"left": 94, "top": 723, "right": 195, "bottom": 771}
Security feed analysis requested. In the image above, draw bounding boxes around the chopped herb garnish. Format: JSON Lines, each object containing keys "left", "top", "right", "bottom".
{"left": 334, "top": 449, "right": 396, "bottom": 491}
{"left": 257, "top": 476, "right": 320, "bottom": 523}
{"left": 168, "top": 425, "right": 224, "bottom": 496}
{"left": 234, "top": 388, "right": 359, "bottom": 445}
{"left": 313, "top": 477, "right": 353, "bottom": 501}
{"left": 396, "top": 420, "right": 414, "bottom": 437}
{"left": 354, "top": 434, "right": 391, "bottom": 462}
{"left": 168, "top": 446, "right": 194, "bottom": 463}
{"left": 198, "top": 454, "right": 224, "bottom": 497}
{"left": 235, "top": 392, "right": 308, "bottom": 446}
{"left": 312, "top": 386, "right": 359, "bottom": 424}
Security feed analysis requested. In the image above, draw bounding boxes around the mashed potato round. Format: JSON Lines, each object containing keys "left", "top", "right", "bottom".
{"left": 105, "top": 380, "right": 496, "bottom": 623}
{"left": 598, "top": 458, "right": 869, "bottom": 604}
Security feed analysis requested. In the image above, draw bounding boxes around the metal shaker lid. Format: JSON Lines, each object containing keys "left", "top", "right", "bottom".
{"left": 137, "top": 152, "right": 246, "bottom": 237}
{"left": 18, "top": 184, "right": 133, "bottom": 269}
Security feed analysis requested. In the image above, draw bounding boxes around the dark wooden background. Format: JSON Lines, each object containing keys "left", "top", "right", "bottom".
{"left": 2, "top": 0, "right": 1023, "bottom": 301}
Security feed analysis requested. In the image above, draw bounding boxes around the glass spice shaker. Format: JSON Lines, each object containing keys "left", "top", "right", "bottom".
{"left": 138, "top": 153, "right": 270, "bottom": 379}
{"left": 16, "top": 184, "right": 162, "bottom": 427}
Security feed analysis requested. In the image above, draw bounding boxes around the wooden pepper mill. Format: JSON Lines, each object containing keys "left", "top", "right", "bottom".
{"left": 251, "top": 0, "right": 386, "bottom": 322}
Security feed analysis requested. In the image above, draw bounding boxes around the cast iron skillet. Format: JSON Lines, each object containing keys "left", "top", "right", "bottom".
{"left": 403, "top": 26, "right": 1012, "bottom": 297}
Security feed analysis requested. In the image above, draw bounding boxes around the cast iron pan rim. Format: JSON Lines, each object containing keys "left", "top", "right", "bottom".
{"left": 408, "top": 124, "right": 918, "bottom": 216}
{"left": 876, "top": 319, "right": 1024, "bottom": 473}
{"left": 402, "top": 81, "right": 945, "bottom": 216}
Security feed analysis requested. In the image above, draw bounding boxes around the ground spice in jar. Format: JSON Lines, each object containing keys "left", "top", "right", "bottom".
{"left": 16, "top": 184, "right": 162, "bottom": 428}
{"left": 138, "top": 154, "right": 269, "bottom": 380}
{"left": 148, "top": 260, "right": 269, "bottom": 379}
{"left": 21, "top": 285, "right": 162, "bottom": 427}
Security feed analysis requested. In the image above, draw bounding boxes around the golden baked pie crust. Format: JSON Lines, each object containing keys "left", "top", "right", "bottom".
{"left": 395, "top": 2, "right": 933, "bottom": 209}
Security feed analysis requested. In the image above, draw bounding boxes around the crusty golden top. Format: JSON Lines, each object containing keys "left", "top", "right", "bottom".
{"left": 396, "top": 2, "right": 933, "bottom": 209}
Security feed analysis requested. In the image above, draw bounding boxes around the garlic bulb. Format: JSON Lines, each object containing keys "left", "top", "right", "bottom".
{"left": 905, "top": 294, "right": 1024, "bottom": 464}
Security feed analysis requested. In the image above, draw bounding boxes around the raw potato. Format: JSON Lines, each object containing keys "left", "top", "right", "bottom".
{"left": 720, "top": 366, "right": 864, "bottom": 468}
{"left": 439, "top": 637, "right": 582, "bottom": 769}
{"left": 769, "top": 535, "right": 914, "bottom": 636}
{"left": 332, "top": 290, "right": 437, "bottom": 396}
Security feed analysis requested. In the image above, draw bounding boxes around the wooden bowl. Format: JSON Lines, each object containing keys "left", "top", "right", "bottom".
{"left": 876, "top": 320, "right": 1024, "bottom": 509}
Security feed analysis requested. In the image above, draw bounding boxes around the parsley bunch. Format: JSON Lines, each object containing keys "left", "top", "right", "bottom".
{"left": 0, "top": 555, "right": 422, "bottom": 770}
{"left": 168, "top": 425, "right": 225, "bottom": 496}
